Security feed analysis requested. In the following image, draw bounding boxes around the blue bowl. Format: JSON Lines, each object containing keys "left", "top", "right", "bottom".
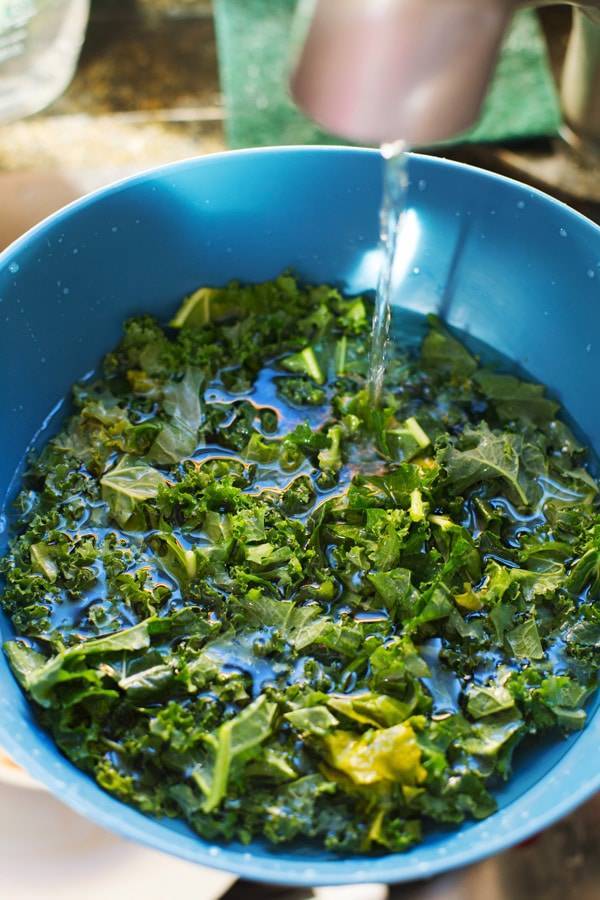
{"left": 0, "top": 148, "right": 599, "bottom": 885}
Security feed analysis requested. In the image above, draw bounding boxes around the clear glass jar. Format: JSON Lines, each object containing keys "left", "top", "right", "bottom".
{"left": 0, "top": 0, "right": 90, "bottom": 123}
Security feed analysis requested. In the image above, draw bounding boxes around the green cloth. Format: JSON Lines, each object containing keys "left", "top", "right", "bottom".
{"left": 213, "top": 0, "right": 561, "bottom": 149}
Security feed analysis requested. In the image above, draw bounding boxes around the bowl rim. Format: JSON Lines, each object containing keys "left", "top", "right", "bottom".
{"left": 0, "top": 145, "right": 599, "bottom": 885}
{"left": 1, "top": 146, "right": 599, "bottom": 273}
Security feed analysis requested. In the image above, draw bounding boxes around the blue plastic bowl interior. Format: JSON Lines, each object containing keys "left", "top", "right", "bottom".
{"left": 0, "top": 148, "right": 599, "bottom": 886}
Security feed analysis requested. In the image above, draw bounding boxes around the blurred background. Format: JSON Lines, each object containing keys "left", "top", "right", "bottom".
{"left": 0, "top": 0, "right": 598, "bottom": 254}
{"left": 0, "top": 1, "right": 598, "bottom": 897}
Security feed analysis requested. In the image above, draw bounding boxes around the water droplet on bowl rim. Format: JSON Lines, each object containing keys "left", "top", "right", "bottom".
{"left": 8, "top": 261, "right": 19, "bottom": 274}
{"left": 559, "top": 227, "right": 568, "bottom": 238}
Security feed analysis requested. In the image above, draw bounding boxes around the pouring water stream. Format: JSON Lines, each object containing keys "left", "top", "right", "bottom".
{"left": 367, "top": 141, "right": 410, "bottom": 405}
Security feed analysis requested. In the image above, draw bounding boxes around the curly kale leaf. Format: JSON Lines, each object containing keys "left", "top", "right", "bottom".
{"left": 440, "top": 424, "right": 534, "bottom": 506}
{"left": 474, "top": 371, "right": 559, "bottom": 425}
{"left": 420, "top": 316, "right": 477, "bottom": 378}
{"left": 101, "top": 455, "right": 166, "bottom": 527}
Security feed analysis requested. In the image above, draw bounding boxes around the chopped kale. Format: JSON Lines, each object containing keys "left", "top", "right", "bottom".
{"left": 1, "top": 276, "right": 598, "bottom": 854}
